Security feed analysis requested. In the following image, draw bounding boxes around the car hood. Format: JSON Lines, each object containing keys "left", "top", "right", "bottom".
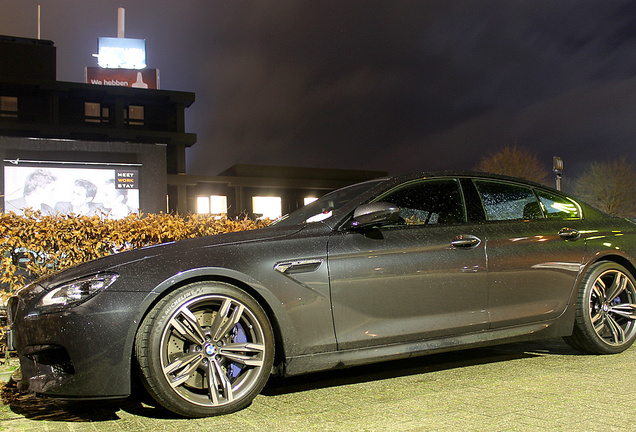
{"left": 35, "top": 224, "right": 307, "bottom": 287}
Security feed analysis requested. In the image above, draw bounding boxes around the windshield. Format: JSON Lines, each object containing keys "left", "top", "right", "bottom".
{"left": 272, "top": 180, "right": 384, "bottom": 227}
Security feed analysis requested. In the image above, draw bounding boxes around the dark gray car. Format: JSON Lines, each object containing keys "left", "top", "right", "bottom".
{"left": 8, "top": 172, "right": 636, "bottom": 417}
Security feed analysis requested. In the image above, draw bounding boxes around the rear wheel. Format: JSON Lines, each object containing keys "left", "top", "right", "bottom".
{"left": 564, "top": 262, "right": 636, "bottom": 354}
{"left": 135, "top": 282, "right": 274, "bottom": 417}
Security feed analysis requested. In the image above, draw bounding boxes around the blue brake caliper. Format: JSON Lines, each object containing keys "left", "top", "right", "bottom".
{"left": 229, "top": 324, "right": 247, "bottom": 378}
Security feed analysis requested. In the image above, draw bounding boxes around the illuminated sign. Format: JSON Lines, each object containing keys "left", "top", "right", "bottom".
{"left": 85, "top": 67, "right": 159, "bottom": 89}
{"left": 115, "top": 170, "right": 138, "bottom": 189}
{"left": 4, "top": 165, "right": 140, "bottom": 219}
{"left": 97, "top": 37, "right": 146, "bottom": 69}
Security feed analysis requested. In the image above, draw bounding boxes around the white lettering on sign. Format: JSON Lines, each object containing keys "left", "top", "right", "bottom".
{"left": 103, "top": 79, "right": 129, "bottom": 87}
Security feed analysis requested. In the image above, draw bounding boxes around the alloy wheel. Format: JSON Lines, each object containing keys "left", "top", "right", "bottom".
{"left": 588, "top": 269, "right": 636, "bottom": 347}
{"left": 159, "top": 294, "right": 267, "bottom": 407}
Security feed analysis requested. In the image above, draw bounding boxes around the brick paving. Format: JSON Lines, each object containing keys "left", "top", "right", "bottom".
{"left": 0, "top": 338, "right": 633, "bottom": 431}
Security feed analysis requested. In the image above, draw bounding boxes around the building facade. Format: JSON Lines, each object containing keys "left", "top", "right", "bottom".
{"left": 168, "top": 164, "right": 387, "bottom": 218}
{"left": 0, "top": 35, "right": 195, "bottom": 217}
{"left": 2, "top": 35, "right": 386, "bottom": 219}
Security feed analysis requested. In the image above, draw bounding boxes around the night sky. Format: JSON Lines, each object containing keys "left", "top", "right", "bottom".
{"left": 1, "top": 1, "right": 635, "bottom": 185}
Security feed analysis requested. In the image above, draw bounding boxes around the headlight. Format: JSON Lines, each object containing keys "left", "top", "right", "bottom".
{"left": 38, "top": 272, "right": 119, "bottom": 308}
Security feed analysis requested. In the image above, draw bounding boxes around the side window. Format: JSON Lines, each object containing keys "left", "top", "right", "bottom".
{"left": 474, "top": 180, "right": 542, "bottom": 221}
{"left": 377, "top": 179, "right": 465, "bottom": 225}
{"left": 536, "top": 190, "right": 581, "bottom": 219}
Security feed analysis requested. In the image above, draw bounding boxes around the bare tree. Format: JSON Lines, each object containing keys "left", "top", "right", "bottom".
{"left": 574, "top": 158, "right": 636, "bottom": 218}
{"left": 475, "top": 144, "right": 549, "bottom": 184}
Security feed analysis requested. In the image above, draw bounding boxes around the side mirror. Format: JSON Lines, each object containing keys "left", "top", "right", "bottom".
{"left": 351, "top": 202, "right": 400, "bottom": 228}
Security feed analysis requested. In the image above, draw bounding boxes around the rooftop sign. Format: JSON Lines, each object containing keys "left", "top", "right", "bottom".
{"left": 85, "top": 67, "right": 159, "bottom": 89}
{"left": 97, "top": 37, "right": 146, "bottom": 69}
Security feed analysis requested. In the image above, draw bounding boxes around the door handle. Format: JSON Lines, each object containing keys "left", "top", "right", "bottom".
{"left": 451, "top": 235, "right": 481, "bottom": 248}
{"left": 558, "top": 227, "right": 580, "bottom": 240}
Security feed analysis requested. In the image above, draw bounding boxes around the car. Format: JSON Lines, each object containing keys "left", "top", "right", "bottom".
{"left": 7, "top": 172, "right": 636, "bottom": 417}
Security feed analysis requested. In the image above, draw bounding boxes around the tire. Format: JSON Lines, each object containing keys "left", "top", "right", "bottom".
{"left": 135, "top": 281, "right": 274, "bottom": 417}
{"left": 564, "top": 262, "right": 636, "bottom": 354}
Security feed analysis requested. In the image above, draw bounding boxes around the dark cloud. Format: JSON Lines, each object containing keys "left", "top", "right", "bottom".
{"left": 1, "top": 1, "right": 635, "bottom": 181}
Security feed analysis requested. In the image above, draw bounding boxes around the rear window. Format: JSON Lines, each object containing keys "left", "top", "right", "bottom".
{"left": 474, "top": 180, "right": 538, "bottom": 221}
{"left": 535, "top": 190, "right": 581, "bottom": 219}
{"left": 474, "top": 180, "right": 582, "bottom": 221}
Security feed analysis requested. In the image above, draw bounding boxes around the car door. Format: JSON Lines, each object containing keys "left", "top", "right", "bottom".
{"left": 471, "top": 179, "right": 587, "bottom": 329}
{"left": 328, "top": 178, "right": 489, "bottom": 350}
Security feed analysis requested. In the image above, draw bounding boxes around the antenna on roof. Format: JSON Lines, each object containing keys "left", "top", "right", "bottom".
{"left": 37, "top": 4, "right": 41, "bottom": 39}
{"left": 118, "top": 7, "right": 125, "bottom": 38}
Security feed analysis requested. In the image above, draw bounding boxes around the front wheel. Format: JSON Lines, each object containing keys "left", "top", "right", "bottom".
{"left": 564, "top": 262, "right": 636, "bottom": 354}
{"left": 135, "top": 282, "right": 274, "bottom": 417}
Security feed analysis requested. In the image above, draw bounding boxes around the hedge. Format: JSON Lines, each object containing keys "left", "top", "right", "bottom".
{"left": 0, "top": 210, "right": 269, "bottom": 302}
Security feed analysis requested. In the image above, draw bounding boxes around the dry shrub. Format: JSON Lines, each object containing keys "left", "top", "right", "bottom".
{"left": 0, "top": 211, "right": 269, "bottom": 302}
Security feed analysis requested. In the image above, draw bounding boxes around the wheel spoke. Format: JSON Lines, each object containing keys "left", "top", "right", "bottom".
{"left": 605, "top": 272, "right": 628, "bottom": 303}
{"left": 219, "top": 342, "right": 265, "bottom": 367}
{"left": 593, "top": 316, "right": 606, "bottom": 334}
{"left": 211, "top": 299, "right": 245, "bottom": 341}
{"left": 169, "top": 305, "right": 206, "bottom": 345}
{"left": 207, "top": 358, "right": 234, "bottom": 405}
{"left": 605, "top": 314, "right": 626, "bottom": 345}
{"left": 164, "top": 352, "right": 204, "bottom": 388}
{"left": 609, "top": 303, "right": 636, "bottom": 320}
{"left": 209, "top": 298, "right": 231, "bottom": 338}
{"left": 592, "top": 282, "right": 604, "bottom": 301}
{"left": 591, "top": 310, "right": 604, "bottom": 328}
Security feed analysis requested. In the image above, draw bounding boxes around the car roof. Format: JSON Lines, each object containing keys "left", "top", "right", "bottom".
{"left": 379, "top": 171, "right": 560, "bottom": 192}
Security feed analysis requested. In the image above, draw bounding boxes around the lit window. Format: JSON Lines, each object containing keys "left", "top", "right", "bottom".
{"left": 210, "top": 195, "right": 227, "bottom": 215}
{"left": 253, "top": 196, "right": 282, "bottom": 220}
{"left": 85, "top": 102, "right": 101, "bottom": 123}
{"left": 85, "top": 102, "right": 109, "bottom": 123}
{"left": 197, "top": 196, "right": 210, "bottom": 214}
{"left": 1, "top": 96, "right": 18, "bottom": 118}
{"left": 126, "top": 105, "right": 144, "bottom": 125}
{"left": 197, "top": 196, "right": 227, "bottom": 216}
{"left": 304, "top": 197, "right": 318, "bottom": 206}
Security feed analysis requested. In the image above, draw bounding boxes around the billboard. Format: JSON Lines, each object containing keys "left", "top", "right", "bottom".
{"left": 85, "top": 67, "right": 159, "bottom": 89}
{"left": 4, "top": 165, "right": 140, "bottom": 219}
{"left": 97, "top": 37, "right": 146, "bottom": 69}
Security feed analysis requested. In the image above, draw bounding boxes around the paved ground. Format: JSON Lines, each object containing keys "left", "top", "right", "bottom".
{"left": 0, "top": 338, "right": 633, "bottom": 431}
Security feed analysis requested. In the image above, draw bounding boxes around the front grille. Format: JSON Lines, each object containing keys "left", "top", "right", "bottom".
{"left": 5, "top": 297, "right": 18, "bottom": 351}
{"left": 29, "top": 346, "right": 75, "bottom": 375}
{"left": 6, "top": 297, "right": 18, "bottom": 326}
{"left": 21, "top": 345, "right": 76, "bottom": 393}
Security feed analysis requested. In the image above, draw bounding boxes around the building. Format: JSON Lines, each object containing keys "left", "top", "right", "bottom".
{"left": 1, "top": 35, "right": 386, "bottom": 219}
{"left": 0, "top": 35, "right": 195, "bottom": 217}
{"left": 168, "top": 164, "right": 387, "bottom": 218}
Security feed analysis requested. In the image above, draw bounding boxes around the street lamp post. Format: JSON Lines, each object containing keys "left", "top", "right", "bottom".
{"left": 553, "top": 156, "right": 563, "bottom": 191}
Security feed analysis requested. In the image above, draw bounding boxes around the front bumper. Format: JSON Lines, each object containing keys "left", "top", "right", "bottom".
{"left": 8, "top": 288, "right": 151, "bottom": 398}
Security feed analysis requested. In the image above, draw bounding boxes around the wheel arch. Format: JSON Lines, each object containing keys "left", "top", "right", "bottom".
{"left": 570, "top": 252, "right": 636, "bottom": 306}
{"left": 585, "top": 253, "right": 636, "bottom": 280}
